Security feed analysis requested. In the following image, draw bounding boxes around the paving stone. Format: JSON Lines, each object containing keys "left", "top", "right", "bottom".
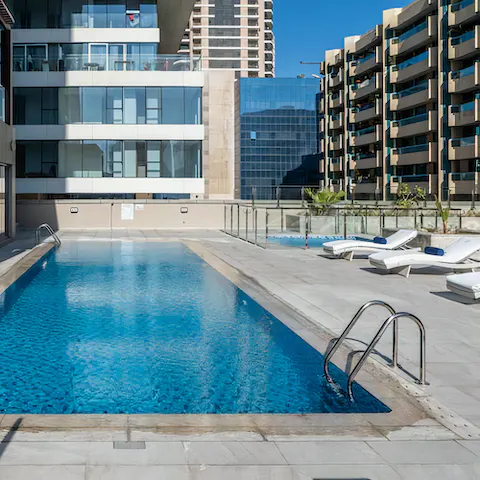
{"left": 0, "top": 466, "right": 86, "bottom": 480}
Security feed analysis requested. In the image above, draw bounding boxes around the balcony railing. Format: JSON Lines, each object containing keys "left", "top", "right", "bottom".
{"left": 0, "top": 85, "right": 5, "bottom": 123}
{"left": 451, "top": 100, "right": 475, "bottom": 112}
{"left": 394, "top": 112, "right": 428, "bottom": 126}
{"left": 452, "top": 172, "right": 476, "bottom": 181}
{"left": 393, "top": 50, "right": 428, "bottom": 71}
{"left": 451, "top": 29, "right": 476, "bottom": 46}
{"left": 351, "top": 76, "right": 374, "bottom": 91}
{"left": 354, "top": 102, "right": 375, "bottom": 112}
{"left": 13, "top": 54, "right": 201, "bottom": 73}
{"left": 451, "top": 0, "right": 475, "bottom": 12}
{"left": 356, "top": 152, "right": 376, "bottom": 160}
{"left": 355, "top": 52, "right": 376, "bottom": 65}
{"left": 394, "top": 144, "right": 429, "bottom": 154}
{"left": 393, "top": 80, "right": 428, "bottom": 98}
{"left": 392, "top": 174, "right": 429, "bottom": 183}
{"left": 331, "top": 157, "right": 342, "bottom": 164}
{"left": 392, "top": 20, "right": 428, "bottom": 44}
{"left": 452, "top": 136, "right": 476, "bottom": 146}
{"left": 353, "top": 125, "right": 375, "bottom": 137}
{"left": 451, "top": 63, "right": 476, "bottom": 78}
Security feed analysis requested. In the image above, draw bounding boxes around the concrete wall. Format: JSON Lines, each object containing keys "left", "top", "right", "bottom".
{"left": 17, "top": 201, "right": 228, "bottom": 230}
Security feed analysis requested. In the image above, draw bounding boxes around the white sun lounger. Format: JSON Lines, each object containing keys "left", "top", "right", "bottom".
{"left": 446, "top": 272, "right": 480, "bottom": 300}
{"left": 323, "top": 229, "right": 418, "bottom": 261}
{"left": 369, "top": 238, "right": 480, "bottom": 278}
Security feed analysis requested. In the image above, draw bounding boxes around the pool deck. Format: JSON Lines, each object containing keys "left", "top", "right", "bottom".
{"left": 1, "top": 229, "right": 480, "bottom": 479}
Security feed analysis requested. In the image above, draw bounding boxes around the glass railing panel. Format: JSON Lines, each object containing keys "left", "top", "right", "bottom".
{"left": 452, "top": 0, "right": 474, "bottom": 12}
{"left": 356, "top": 52, "right": 375, "bottom": 65}
{"left": 393, "top": 80, "right": 428, "bottom": 98}
{"left": 356, "top": 152, "right": 376, "bottom": 160}
{"left": 392, "top": 20, "right": 428, "bottom": 44}
{"left": 395, "top": 112, "right": 428, "bottom": 126}
{"left": 351, "top": 77, "right": 374, "bottom": 91}
{"left": 393, "top": 50, "right": 429, "bottom": 71}
{"left": 0, "top": 86, "right": 5, "bottom": 123}
{"left": 452, "top": 100, "right": 475, "bottom": 112}
{"left": 451, "top": 29, "right": 475, "bottom": 46}
{"left": 395, "top": 144, "right": 429, "bottom": 154}
{"left": 452, "top": 172, "right": 476, "bottom": 181}
{"left": 395, "top": 174, "right": 429, "bottom": 182}
{"left": 452, "top": 136, "right": 475, "bottom": 146}
{"left": 354, "top": 125, "right": 375, "bottom": 136}
{"left": 451, "top": 63, "right": 475, "bottom": 79}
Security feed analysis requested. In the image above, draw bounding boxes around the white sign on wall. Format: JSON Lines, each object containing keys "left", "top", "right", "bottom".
{"left": 121, "top": 204, "right": 134, "bottom": 221}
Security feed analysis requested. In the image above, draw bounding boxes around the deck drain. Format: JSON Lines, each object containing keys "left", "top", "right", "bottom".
{"left": 113, "top": 441, "right": 146, "bottom": 450}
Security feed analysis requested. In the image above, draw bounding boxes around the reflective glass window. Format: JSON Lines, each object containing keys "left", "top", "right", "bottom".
{"left": 82, "top": 87, "right": 106, "bottom": 124}
{"left": 162, "top": 88, "right": 184, "bottom": 124}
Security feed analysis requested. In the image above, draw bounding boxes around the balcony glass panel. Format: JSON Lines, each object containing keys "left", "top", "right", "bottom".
{"left": 351, "top": 77, "right": 374, "bottom": 91}
{"left": 452, "top": 0, "right": 475, "bottom": 12}
{"left": 451, "top": 29, "right": 475, "bottom": 45}
{"left": 354, "top": 125, "right": 375, "bottom": 136}
{"left": 395, "top": 112, "right": 428, "bottom": 126}
{"left": 452, "top": 172, "right": 475, "bottom": 180}
{"left": 394, "top": 174, "right": 429, "bottom": 182}
{"left": 394, "top": 50, "right": 428, "bottom": 71}
{"left": 356, "top": 152, "right": 376, "bottom": 160}
{"left": 392, "top": 20, "right": 428, "bottom": 44}
{"left": 0, "top": 86, "right": 5, "bottom": 123}
{"left": 395, "top": 144, "right": 429, "bottom": 154}
{"left": 394, "top": 80, "right": 428, "bottom": 98}
{"left": 452, "top": 136, "right": 476, "bottom": 146}
{"left": 452, "top": 63, "right": 476, "bottom": 79}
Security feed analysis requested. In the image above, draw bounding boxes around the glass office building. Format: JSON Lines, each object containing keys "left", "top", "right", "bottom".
{"left": 238, "top": 78, "right": 322, "bottom": 200}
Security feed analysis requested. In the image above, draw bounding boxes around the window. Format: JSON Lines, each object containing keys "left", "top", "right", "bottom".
{"left": 184, "top": 88, "right": 202, "bottom": 125}
{"left": 146, "top": 88, "right": 161, "bottom": 124}
{"left": 107, "top": 88, "right": 123, "bottom": 124}
{"left": 162, "top": 88, "right": 185, "bottom": 124}
{"left": 82, "top": 87, "right": 106, "bottom": 124}
{"left": 14, "top": 87, "right": 58, "bottom": 125}
{"left": 83, "top": 140, "right": 106, "bottom": 177}
{"left": 58, "top": 141, "right": 83, "bottom": 177}
{"left": 124, "top": 88, "right": 145, "bottom": 124}
{"left": 59, "top": 87, "right": 81, "bottom": 124}
{"left": 147, "top": 141, "right": 161, "bottom": 177}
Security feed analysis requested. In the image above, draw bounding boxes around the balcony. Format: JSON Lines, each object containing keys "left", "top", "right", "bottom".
{"left": 390, "top": 142, "right": 438, "bottom": 166}
{"left": 349, "top": 46, "right": 382, "bottom": 77}
{"left": 329, "top": 68, "right": 343, "bottom": 88}
{"left": 390, "top": 79, "right": 437, "bottom": 111}
{"left": 448, "top": 136, "right": 480, "bottom": 160}
{"left": 330, "top": 135, "right": 344, "bottom": 151}
{"left": 349, "top": 72, "right": 382, "bottom": 100}
{"left": 329, "top": 91, "right": 344, "bottom": 109}
{"left": 390, "top": 110, "right": 437, "bottom": 138}
{"left": 448, "top": 26, "right": 480, "bottom": 60}
{"left": 350, "top": 124, "right": 382, "bottom": 147}
{"left": 353, "top": 178, "right": 380, "bottom": 195}
{"left": 329, "top": 113, "right": 344, "bottom": 130}
{"left": 448, "top": 172, "right": 479, "bottom": 195}
{"left": 353, "top": 151, "right": 382, "bottom": 169}
{"left": 330, "top": 157, "right": 344, "bottom": 172}
{"left": 390, "top": 174, "right": 437, "bottom": 195}
{"left": 390, "top": 47, "right": 437, "bottom": 83}
{"left": 390, "top": 0, "right": 436, "bottom": 29}
{"left": 349, "top": 99, "right": 382, "bottom": 124}
{"left": 448, "top": 97, "right": 480, "bottom": 126}
{"left": 12, "top": 53, "right": 202, "bottom": 73}
{"left": 353, "top": 25, "right": 383, "bottom": 54}
{"left": 390, "top": 16, "right": 437, "bottom": 57}
{"left": 449, "top": 0, "right": 480, "bottom": 27}
{"left": 449, "top": 61, "right": 480, "bottom": 93}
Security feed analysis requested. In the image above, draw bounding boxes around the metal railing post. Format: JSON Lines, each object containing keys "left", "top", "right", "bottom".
{"left": 414, "top": 210, "right": 417, "bottom": 230}
{"left": 254, "top": 209, "right": 258, "bottom": 246}
{"left": 343, "top": 211, "right": 347, "bottom": 239}
{"left": 230, "top": 204, "right": 233, "bottom": 234}
{"left": 281, "top": 207, "right": 284, "bottom": 232}
{"left": 364, "top": 206, "right": 368, "bottom": 234}
{"left": 245, "top": 208, "right": 249, "bottom": 242}
{"left": 276, "top": 187, "right": 280, "bottom": 208}
{"left": 223, "top": 205, "right": 226, "bottom": 231}
{"left": 265, "top": 210, "right": 269, "bottom": 248}
{"left": 252, "top": 187, "right": 256, "bottom": 208}
{"left": 459, "top": 210, "right": 463, "bottom": 230}
{"left": 301, "top": 186, "right": 305, "bottom": 207}
{"left": 237, "top": 204, "right": 240, "bottom": 236}
{"left": 396, "top": 208, "right": 399, "bottom": 229}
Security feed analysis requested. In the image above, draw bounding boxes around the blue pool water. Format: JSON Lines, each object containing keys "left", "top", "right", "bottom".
{"left": 268, "top": 235, "right": 366, "bottom": 248}
{"left": 0, "top": 242, "right": 389, "bottom": 414}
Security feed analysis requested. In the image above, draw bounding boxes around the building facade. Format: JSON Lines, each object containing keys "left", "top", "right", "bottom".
{"left": 180, "top": 0, "right": 275, "bottom": 78}
{"left": 0, "top": 0, "right": 15, "bottom": 239}
{"left": 236, "top": 78, "right": 321, "bottom": 200}
{"left": 9, "top": 0, "right": 236, "bottom": 201}
{"left": 321, "top": 0, "right": 480, "bottom": 201}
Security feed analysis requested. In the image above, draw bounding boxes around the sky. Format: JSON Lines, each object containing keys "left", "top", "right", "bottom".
{"left": 275, "top": 0, "right": 413, "bottom": 78}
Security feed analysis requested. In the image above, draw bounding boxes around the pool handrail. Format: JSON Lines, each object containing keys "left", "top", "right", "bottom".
{"left": 323, "top": 300, "right": 397, "bottom": 383}
{"left": 35, "top": 223, "right": 61, "bottom": 247}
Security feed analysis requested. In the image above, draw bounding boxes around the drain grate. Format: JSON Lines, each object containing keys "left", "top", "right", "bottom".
{"left": 113, "top": 441, "right": 146, "bottom": 450}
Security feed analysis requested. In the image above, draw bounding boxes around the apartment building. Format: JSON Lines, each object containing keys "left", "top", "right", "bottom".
{"left": 8, "top": 0, "right": 237, "bottom": 201}
{"left": 180, "top": 0, "right": 275, "bottom": 78}
{"left": 321, "top": 0, "right": 480, "bottom": 201}
{"left": 0, "top": 0, "right": 15, "bottom": 238}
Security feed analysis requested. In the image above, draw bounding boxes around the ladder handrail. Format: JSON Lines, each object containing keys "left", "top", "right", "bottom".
{"left": 347, "top": 312, "right": 426, "bottom": 399}
{"left": 35, "top": 223, "right": 61, "bottom": 247}
{"left": 324, "top": 300, "right": 397, "bottom": 383}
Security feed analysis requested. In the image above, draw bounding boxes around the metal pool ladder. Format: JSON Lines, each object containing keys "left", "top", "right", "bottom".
{"left": 323, "top": 300, "right": 427, "bottom": 399}
{"left": 35, "top": 223, "right": 61, "bottom": 247}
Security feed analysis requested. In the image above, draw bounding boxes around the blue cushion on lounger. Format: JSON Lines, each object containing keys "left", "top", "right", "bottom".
{"left": 425, "top": 246, "right": 444, "bottom": 256}
{"left": 374, "top": 237, "right": 387, "bottom": 245}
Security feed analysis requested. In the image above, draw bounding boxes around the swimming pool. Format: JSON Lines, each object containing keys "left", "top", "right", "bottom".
{"left": 268, "top": 235, "right": 367, "bottom": 248}
{"left": 0, "top": 242, "right": 389, "bottom": 415}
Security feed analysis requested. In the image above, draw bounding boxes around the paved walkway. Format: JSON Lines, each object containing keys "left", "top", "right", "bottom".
{"left": 0, "top": 229, "right": 479, "bottom": 479}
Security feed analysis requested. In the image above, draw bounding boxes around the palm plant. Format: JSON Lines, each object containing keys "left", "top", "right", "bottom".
{"left": 434, "top": 194, "right": 450, "bottom": 234}
{"left": 305, "top": 188, "right": 345, "bottom": 215}
{"left": 395, "top": 183, "right": 426, "bottom": 209}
